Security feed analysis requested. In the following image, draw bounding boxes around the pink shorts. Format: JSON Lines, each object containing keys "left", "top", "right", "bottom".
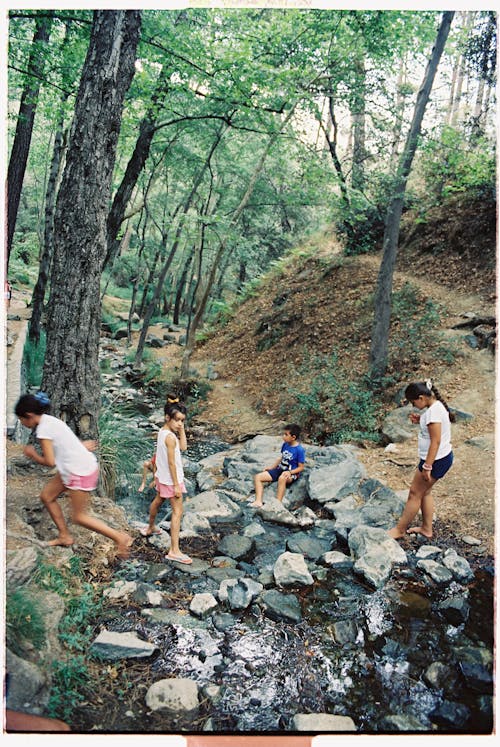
{"left": 64, "top": 468, "right": 99, "bottom": 492}
{"left": 155, "top": 478, "right": 186, "bottom": 499}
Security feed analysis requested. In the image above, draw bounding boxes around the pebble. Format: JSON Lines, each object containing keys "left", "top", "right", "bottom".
{"left": 461, "top": 535, "right": 482, "bottom": 546}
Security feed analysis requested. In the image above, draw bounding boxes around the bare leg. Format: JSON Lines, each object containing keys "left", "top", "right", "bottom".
{"left": 40, "top": 474, "right": 74, "bottom": 547}
{"left": 139, "top": 460, "right": 152, "bottom": 492}
{"left": 251, "top": 471, "right": 273, "bottom": 507}
{"left": 407, "top": 487, "right": 435, "bottom": 537}
{"left": 168, "top": 495, "right": 183, "bottom": 557}
{"left": 142, "top": 492, "right": 164, "bottom": 535}
{"left": 388, "top": 470, "right": 437, "bottom": 539}
{"left": 69, "top": 489, "right": 133, "bottom": 558}
{"left": 276, "top": 473, "right": 293, "bottom": 502}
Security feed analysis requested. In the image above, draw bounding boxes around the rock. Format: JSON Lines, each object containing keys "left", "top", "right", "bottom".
{"left": 448, "top": 406, "right": 473, "bottom": 422}
{"left": 307, "top": 459, "right": 365, "bottom": 504}
{"left": 461, "top": 535, "right": 482, "bottom": 546}
{"left": 381, "top": 405, "right": 414, "bottom": 443}
{"left": 5, "top": 649, "right": 49, "bottom": 713}
{"left": 273, "top": 552, "right": 314, "bottom": 587}
{"left": 294, "top": 505, "right": 317, "bottom": 528}
{"left": 141, "top": 609, "right": 209, "bottom": 630}
{"left": 103, "top": 580, "right": 138, "bottom": 601}
{"left": 381, "top": 714, "right": 427, "bottom": 731}
{"left": 132, "top": 583, "right": 164, "bottom": 607}
{"left": 282, "top": 478, "right": 308, "bottom": 511}
{"left": 354, "top": 551, "right": 393, "bottom": 588}
{"left": 292, "top": 713, "right": 356, "bottom": 731}
{"left": 430, "top": 700, "right": 471, "bottom": 729}
{"left": 206, "top": 567, "right": 244, "bottom": 584}
{"left": 437, "top": 596, "right": 470, "bottom": 625}
{"left": 416, "top": 559, "right": 453, "bottom": 585}
{"left": 331, "top": 620, "right": 358, "bottom": 645}
{"left": 183, "top": 491, "right": 242, "bottom": 524}
{"left": 243, "top": 522, "right": 266, "bottom": 538}
{"left": 145, "top": 678, "right": 199, "bottom": 714}
{"left": 458, "top": 661, "right": 493, "bottom": 693}
{"left": 142, "top": 563, "right": 173, "bottom": 583}
{"left": 181, "top": 513, "right": 212, "bottom": 536}
{"left": 348, "top": 525, "right": 407, "bottom": 565}
{"left": 423, "top": 661, "right": 458, "bottom": 691}
{"left": 260, "top": 589, "right": 302, "bottom": 623}
{"left": 218, "top": 578, "right": 263, "bottom": 610}
{"left": 286, "top": 532, "right": 331, "bottom": 560}
{"left": 189, "top": 593, "right": 219, "bottom": 618}
{"left": 441, "top": 548, "right": 474, "bottom": 582}
{"left": 415, "top": 545, "right": 442, "bottom": 559}
{"left": 255, "top": 498, "right": 299, "bottom": 527}
{"left": 170, "top": 558, "right": 211, "bottom": 576}
{"left": 321, "top": 551, "right": 353, "bottom": 569}
{"left": 5, "top": 547, "right": 38, "bottom": 587}
{"left": 213, "top": 613, "right": 236, "bottom": 632}
{"left": 90, "top": 630, "right": 158, "bottom": 660}
{"left": 217, "top": 534, "right": 254, "bottom": 560}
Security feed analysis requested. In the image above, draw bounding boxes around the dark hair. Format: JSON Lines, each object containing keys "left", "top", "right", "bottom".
{"left": 404, "top": 381, "right": 455, "bottom": 423}
{"left": 15, "top": 392, "right": 51, "bottom": 417}
{"left": 285, "top": 423, "right": 301, "bottom": 439}
{"left": 164, "top": 393, "right": 187, "bottom": 418}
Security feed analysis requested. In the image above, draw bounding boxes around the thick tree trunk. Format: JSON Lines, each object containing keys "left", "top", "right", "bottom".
{"left": 369, "top": 11, "right": 454, "bottom": 382}
{"left": 7, "top": 13, "right": 53, "bottom": 266}
{"left": 42, "top": 10, "right": 141, "bottom": 438}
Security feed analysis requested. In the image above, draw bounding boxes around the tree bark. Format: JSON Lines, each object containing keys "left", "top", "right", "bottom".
{"left": 173, "top": 251, "right": 193, "bottom": 326}
{"left": 351, "top": 55, "right": 366, "bottom": 192}
{"left": 7, "top": 12, "right": 53, "bottom": 266}
{"left": 369, "top": 11, "right": 454, "bottom": 382}
{"left": 28, "top": 116, "right": 68, "bottom": 342}
{"left": 42, "top": 10, "right": 141, "bottom": 438}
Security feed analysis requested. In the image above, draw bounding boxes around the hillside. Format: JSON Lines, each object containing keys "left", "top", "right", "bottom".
{"left": 191, "top": 193, "right": 496, "bottom": 552}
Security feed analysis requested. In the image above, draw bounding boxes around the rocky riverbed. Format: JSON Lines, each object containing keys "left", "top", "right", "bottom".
{"left": 4, "top": 336, "right": 494, "bottom": 734}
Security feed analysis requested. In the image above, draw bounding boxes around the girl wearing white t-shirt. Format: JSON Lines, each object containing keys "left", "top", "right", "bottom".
{"left": 15, "top": 393, "right": 133, "bottom": 558}
{"left": 389, "top": 380, "right": 454, "bottom": 540}
{"left": 140, "top": 395, "right": 192, "bottom": 564}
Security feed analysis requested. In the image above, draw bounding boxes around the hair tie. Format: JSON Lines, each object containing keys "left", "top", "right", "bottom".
{"left": 167, "top": 397, "right": 179, "bottom": 404}
{"left": 425, "top": 379, "right": 433, "bottom": 392}
{"left": 35, "top": 391, "right": 50, "bottom": 406}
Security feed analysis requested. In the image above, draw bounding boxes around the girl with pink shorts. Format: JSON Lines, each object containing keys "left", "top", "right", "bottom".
{"left": 15, "top": 393, "right": 133, "bottom": 559}
{"left": 140, "top": 395, "right": 192, "bottom": 564}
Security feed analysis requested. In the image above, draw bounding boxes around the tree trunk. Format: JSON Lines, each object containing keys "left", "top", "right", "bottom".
{"left": 390, "top": 58, "right": 407, "bottom": 168}
{"left": 369, "top": 11, "right": 454, "bottom": 382}
{"left": 351, "top": 55, "right": 366, "bottom": 192}
{"left": 7, "top": 13, "right": 53, "bottom": 266}
{"left": 28, "top": 115, "right": 68, "bottom": 342}
{"left": 173, "top": 251, "right": 193, "bottom": 325}
{"left": 42, "top": 10, "right": 141, "bottom": 438}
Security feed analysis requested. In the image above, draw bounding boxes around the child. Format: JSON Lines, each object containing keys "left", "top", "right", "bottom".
{"left": 138, "top": 453, "right": 156, "bottom": 492}
{"left": 140, "top": 395, "right": 192, "bottom": 565}
{"left": 251, "top": 423, "right": 305, "bottom": 507}
{"left": 15, "top": 392, "right": 134, "bottom": 558}
{"left": 388, "top": 379, "right": 454, "bottom": 540}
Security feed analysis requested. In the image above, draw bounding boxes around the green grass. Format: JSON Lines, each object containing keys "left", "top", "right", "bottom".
{"left": 5, "top": 588, "right": 46, "bottom": 655}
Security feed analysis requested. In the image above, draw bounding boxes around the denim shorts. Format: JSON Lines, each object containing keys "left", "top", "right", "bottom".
{"left": 418, "top": 451, "right": 453, "bottom": 480}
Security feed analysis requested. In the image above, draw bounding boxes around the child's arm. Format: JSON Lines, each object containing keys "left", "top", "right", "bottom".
{"left": 24, "top": 439, "right": 55, "bottom": 468}
{"left": 423, "top": 422, "right": 441, "bottom": 481}
{"left": 178, "top": 421, "right": 187, "bottom": 451}
{"left": 166, "top": 434, "right": 182, "bottom": 498}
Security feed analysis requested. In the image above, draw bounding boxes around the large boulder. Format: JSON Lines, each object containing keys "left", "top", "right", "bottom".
{"left": 307, "top": 459, "right": 366, "bottom": 504}
{"left": 260, "top": 589, "right": 302, "bottom": 623}
{"left": 348, "top": 525, "right": 407, "bottom": 588}
{"left": 183, "top": 491, "right": 242, "bottom": 524}
{"left": 381, "top": 405, "right": 414, "bottom": 443}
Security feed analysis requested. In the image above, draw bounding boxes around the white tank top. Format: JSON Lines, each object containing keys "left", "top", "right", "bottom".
{"left": 155, "top": 427, "right": 184, "bottom": 485}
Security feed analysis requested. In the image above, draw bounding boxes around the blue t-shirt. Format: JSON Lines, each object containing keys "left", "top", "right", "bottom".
{"left": 279, "top": 442, "right": 306, "bottom": 471}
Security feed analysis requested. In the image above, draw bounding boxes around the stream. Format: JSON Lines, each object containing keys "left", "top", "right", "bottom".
{"left": 85, "top": 354, "right": 494, "bottom": 734}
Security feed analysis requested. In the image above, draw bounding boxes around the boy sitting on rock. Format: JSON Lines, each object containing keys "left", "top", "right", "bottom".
{"left": 250, "top": 424, "right": 305, "bottom": 507}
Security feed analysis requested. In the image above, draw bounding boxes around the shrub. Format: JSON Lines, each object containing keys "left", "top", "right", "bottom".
{"left": 5, "top": 588, "right": 46, "bottom": 655}
{"left": 22, "top": 331, "right": 46, "bottom": 388}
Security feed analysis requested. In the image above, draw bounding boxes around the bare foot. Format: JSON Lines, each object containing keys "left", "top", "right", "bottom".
{"left": 47, "top": 535, "right": 74, "bottom": 547}
{"left": 407, "top": 526, "right": 433, "bottom": 538}
{"left": 115, "top": 533, "right": 134, "bottom": 559}
{"left": 388, "top": 528, "right": 405, "bottom": 539}
{"left": 138, "top": 484, "right": 145, "bottom": 493}
{"left": 249, "top": 501, "right": 263, "bottom": 508}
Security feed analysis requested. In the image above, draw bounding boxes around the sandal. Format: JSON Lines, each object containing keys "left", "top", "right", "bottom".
{"left": 166, "top": 552, "right": 192, "bottom": 565}
{"left": 139, "top": 526, "right": 161, "bottom": 537}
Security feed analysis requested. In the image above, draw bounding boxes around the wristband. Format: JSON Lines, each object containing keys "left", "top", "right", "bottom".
{"left": 422, "top": 463, "right": 433, "bottom": 471}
